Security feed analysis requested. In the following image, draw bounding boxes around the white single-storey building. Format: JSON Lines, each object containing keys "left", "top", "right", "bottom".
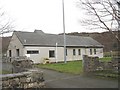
{"left": 7, "top": 30, "right": 104, "bottom": 63}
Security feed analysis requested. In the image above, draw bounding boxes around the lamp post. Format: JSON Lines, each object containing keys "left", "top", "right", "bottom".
{"left": 62, "top": 0, "right": 67, "bottom": 63}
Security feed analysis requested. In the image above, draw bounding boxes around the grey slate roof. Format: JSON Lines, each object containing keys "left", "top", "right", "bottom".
{"left": 14, "top": 30, "right": 103, "bottom": 48}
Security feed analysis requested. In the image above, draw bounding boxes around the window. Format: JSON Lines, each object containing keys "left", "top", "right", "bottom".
{"left": 90, "top": 49, "right": 92, "bottom": 55}
{"left": 78, "top": 49, "right": 81, "bottom": 55}
{"left": 66, "top": 49, "right": 67, "bottom": 56}
{"left": 27, "top": 50, "right": 39, "bottom": 54}
{"left": 94, "top": 49, "right": 96, "bottom": 54}
{"left": 49, "top": 50, "right": 55, "bottom": 58}
{"left": 73, "top": 49, "right": 76, "bottom": 55}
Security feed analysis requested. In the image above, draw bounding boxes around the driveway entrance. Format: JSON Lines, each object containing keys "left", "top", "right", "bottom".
{"left": 36, "top": 68, "right": 118, "bottom": 88}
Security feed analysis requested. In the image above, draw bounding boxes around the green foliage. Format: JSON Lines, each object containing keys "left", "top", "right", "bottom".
{"left": 35, "top": 61, "right": 83, "bottom": 74}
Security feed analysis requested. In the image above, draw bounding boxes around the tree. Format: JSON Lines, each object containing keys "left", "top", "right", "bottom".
{"left": 0, "top": 8, "right": 14, "bottom": 57}
{"left": 79, "top": 0, "right": 120, "bottom": 42}
{"left": 0, "top": 8, "right": 13, "bottom": 36}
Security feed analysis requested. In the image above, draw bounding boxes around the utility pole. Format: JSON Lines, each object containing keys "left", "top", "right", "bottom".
{"left": 62, "top": 0, "right": 67, "bottom": 63}
{"left": 55, "top": 42, "right": 58, "bottom": 63}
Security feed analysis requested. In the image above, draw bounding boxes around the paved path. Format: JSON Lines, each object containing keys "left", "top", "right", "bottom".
{"left": 37, "top": 68, "right": 118, "bottom": 88}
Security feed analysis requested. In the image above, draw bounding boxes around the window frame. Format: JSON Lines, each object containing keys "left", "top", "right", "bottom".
{"left": 94, "top": 48, "right": 97, "bottom": 54}
{"left": 90, "top": 49, "right": 92, "bottom": 55}
{"left": 78, "top": 49, "right": 81, "bottom": 55}
{"left": 66, "top": 49, "right": 67, "bottom": 56}
{"left": 49, "top": 50, "right": 55, "bottom": 58}
{"left": 73, "top": 49, "right": 76, "bottom": 56}
{"left": 27, "top": 50, "right": 39, "bottom": 54}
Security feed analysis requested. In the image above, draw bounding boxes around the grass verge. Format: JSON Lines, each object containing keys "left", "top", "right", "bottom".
{"left": 35, "top": 58, "right": 118, "bottom": 79}
{"left": 92, "top": 70, "right": 119, "bottom": 80}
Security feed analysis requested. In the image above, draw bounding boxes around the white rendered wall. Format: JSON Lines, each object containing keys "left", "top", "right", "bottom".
{"left": 24, "top": 46, "right": 103, "bottom": 63}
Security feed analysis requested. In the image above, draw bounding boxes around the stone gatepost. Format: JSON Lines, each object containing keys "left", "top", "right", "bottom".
{"left": 83, "top": 55, "right": 99, "bottom": 73}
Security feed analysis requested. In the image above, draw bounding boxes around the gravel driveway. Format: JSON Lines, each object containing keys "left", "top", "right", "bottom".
{"left": 36, "top": 68, "right": 118, "bottom": 88}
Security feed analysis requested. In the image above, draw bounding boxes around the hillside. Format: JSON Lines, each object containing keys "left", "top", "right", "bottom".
{"left": 61, "top": 31, "right": 119, "bottom": 52}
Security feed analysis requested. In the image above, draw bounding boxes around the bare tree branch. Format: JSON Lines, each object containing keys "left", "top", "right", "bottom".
{"left": 79, "top": 0, "right": 120, "bottom": 42}
{"left": 0, "top": 8, "right": 14, "bottom": 36}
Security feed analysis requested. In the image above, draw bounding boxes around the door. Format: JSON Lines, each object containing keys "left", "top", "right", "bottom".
{"left": 9, "top": 50, "right": 12, "bottom": 62}
{"left": 16, "top": 49, "right": 20, "bottom": 57}
{"left": 9, "top": 50, "right": 11, "bottom": 57}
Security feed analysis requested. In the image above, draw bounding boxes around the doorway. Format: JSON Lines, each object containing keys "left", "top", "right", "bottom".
{"left": 16, "top": 49, "right": 20, "bottom": 57}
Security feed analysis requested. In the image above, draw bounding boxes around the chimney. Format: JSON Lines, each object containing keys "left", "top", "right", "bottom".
{"left": 34, "top": 30, "right": 45, "bottom": 34}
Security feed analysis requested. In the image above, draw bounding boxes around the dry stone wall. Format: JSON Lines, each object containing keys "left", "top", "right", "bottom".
{"left": 83, "top": 55, "right": 119, "bottom": 73}
{"left": 1, "top": 69, "right": 45, "bottom": 89}
{"left": 2, "top": 58, "right": 33, "bottom": 73}
{"left": 12, "top": 60, "right": 33, "bottom": 73}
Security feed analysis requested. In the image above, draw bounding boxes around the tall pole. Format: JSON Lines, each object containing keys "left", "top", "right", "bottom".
{"left": 62, "top": 0, "right": 67, "bottom": 63}
{"left": 55, "top": 42, "right": 58, "bottom": 63}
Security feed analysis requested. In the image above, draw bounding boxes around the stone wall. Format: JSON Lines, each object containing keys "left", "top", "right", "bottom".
{"left": 83, "top": 55, "right": 99, "bottom": 72}
{"left": 12, "top": 60, "right": 33, "bottom": 73}
{"left": 83, "top": 55, "right": 119, "bottom": 73}
{"left": 1, "top": 69, "right": 45, "bottom": 89}
{"left": 2, "top": 59, "right": 33, "bottom": 73}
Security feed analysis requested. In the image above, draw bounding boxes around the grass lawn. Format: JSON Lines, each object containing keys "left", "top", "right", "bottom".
{"left": 35, "top": 60, "right": 83, "bottom": 74}
{"left": 99, "top": 57, "right": 112, "bottom": 62}
{"left": 35, "top": 57, "right": 113, "bottom": 76}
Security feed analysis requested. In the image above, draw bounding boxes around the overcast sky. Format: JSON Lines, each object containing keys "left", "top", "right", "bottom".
{"left": 1, "top": 0, "right": 102, "bottom": 35}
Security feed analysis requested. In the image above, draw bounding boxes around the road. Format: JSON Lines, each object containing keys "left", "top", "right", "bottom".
{"left": 36, "top": 68, "right": 118, "bottom": 88}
